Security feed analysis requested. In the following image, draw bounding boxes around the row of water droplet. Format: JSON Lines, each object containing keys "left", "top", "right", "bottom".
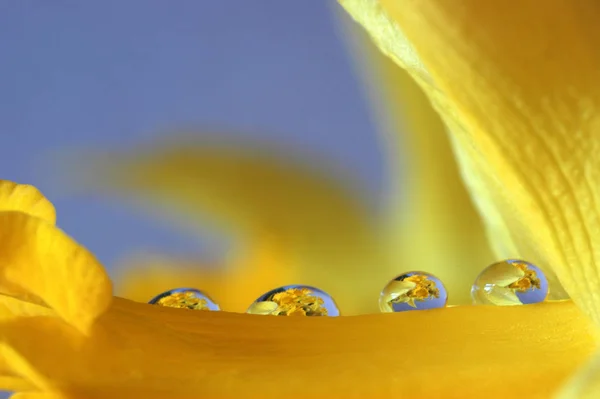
{"left": 148, "top": 259, "right": 552, "bottom": 316}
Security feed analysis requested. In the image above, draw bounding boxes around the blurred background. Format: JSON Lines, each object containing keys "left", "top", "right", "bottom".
{"left": 0, "top": 1, "right": 384, "bottom": 274}
{"left": 1, "top": 2, "right": 389, "bottom": 397}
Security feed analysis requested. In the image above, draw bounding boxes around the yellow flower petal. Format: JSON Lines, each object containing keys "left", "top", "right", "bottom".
{"left": 0, "top": 212, "right": 112, "bottom": 334}
{"left": 340, "top": 1, "right": 600, "bottom": 394}
{"left": 0, "top": 181, "right": 55, "bottom": 225}
{"left": 372, "top": 0, "right": 600, "bottom": 321}
{"left": 557, "top": 348, "right": 600, "bottom": 399}
{"left": 64, "top": 136, "right": 389, "bottom": 314}
{"left": 0, "top": 195, "right": 595, "bottom": 398}
{"left": 339, "top": 13, "right": 495, "bottom": 304}
{"left": 0, "top": 297, "right": 596, "bottom": 399}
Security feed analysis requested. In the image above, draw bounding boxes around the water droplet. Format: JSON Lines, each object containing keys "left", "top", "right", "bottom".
{"left": 379, "top": 271, "right": 448, "bottom": 312}
{"left": 247, "top": 285, "right": 339, "bottom": 316}
{"left": 149, "top": 288, "right": 220, "bottom": 311}
{"left": 471, "top": 259, "right": 549, "bottom": 305}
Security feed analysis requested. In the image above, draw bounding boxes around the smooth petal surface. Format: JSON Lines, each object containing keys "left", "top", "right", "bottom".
{"left": 0, "top": 296, "right": 596, "bottom": 399}
{"left": 63, "top": 136, "right": 389, "bottom": 314}
{"left": 338, "top": 12, "right": 495, "bottom": 303}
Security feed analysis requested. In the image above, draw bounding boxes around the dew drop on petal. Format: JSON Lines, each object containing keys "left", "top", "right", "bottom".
{"left": 149, "top": 288, "right": 220, "bottom": 311}
{"left": 471, "top": 259, "right": 549, "bottom": 306}
{"left": 246, "top": 284, "right": 339, "bottom": 316}
{"left": 379, "top": 271, "right": 448, "bottom": 312}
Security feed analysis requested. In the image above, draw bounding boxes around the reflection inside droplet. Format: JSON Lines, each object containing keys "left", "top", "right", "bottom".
{"left": 471, "top": 259, "right": 549, "bottom": 306}
{"left": 379, "top": 271, "right": 448, "bottom": 312}
{"left": 149, "top": 288, "right": 220, "bottom": 311}
{"left": 247, "top": 284, "right": 339, "bottom": 316}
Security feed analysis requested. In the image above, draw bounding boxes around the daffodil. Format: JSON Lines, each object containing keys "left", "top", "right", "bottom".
{"left": 0, "top": 179, "right": 596, "bottom": 398}
{"left": 5, "top": 0, "right": 600, "bottom": 396}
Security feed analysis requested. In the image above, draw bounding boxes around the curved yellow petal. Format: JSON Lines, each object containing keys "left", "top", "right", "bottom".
{"left": 341, "top": 0, "right": 598, "bottom": 312}
{"left": 63, "top": 136, "right": 388, "bottom": 314}
{"left": 115, "top": 234, "right": 294, "bottom": 312}
{"left": 0, "top": 297, "right": 596, "bottom": 399}
{"left": 339, "top": 15, "right": 495, "bottom": 304}
{"left": 0, "top": 212, "right": 112, "bottom": 334}
{"left": 0, "top": 181, "right": 55, "bottom": 225}
{"left": 340, "top": 2, "right": 600, "bottom": 394}
{"left": 375, "top": 0, "right": 600, "bottom": 321}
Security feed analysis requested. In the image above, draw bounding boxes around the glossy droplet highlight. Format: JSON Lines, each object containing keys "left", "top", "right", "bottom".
{"left": 149, "top": 288, "right": 220, "bottom": 311}
{"left": 379, "top": 271, "right": 448, "bottom": 312}
{"left": 471, "top": 259, "right": 549, "bottom": 306}
{"left": 247, "top": 285, "right": 339, "bottom": 316}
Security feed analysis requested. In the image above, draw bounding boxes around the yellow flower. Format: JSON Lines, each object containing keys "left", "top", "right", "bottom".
{"left": 8, "top": 0, "right": 600, "bottom": 396}
{"left": 0, "top": 179, "right": 596, "bottom": 398}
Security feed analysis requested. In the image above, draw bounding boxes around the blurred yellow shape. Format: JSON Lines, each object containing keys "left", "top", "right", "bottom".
{"left": 68, "top": 137, "right": 389, "bottom": 314}
{"left": 69, "top": 36, "right": 499, "bottom": 310}
{"left": 115, "top": 233, "right": 294, "bottom": 312}
{"left": 0, "top": 181, "right": 595, "bottom": 397}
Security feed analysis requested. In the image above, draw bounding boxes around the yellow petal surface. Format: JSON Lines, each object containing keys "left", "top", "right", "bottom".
{"left": 0, "top": 212, "right": 112, "bottom": 334}
{"left": 0, "top": 180, "right": 55, "bottom": 225}
{"left": 373, "top": 0, "right": 600, "bottom": 321}
{"left": 338, "top": 12, "right": 495, "bottom": 304}
{"left": 0, "top": 295, "right": 596, "bottom": 399}
{"left": 63, "top": 136, "right": 389, "bottom": 314}
{"left": 340, "top": 1, "right": 600, "bottom": 395}
{"left": 115, "top": 234, "right": 294, "bottom": 312}
{"left": 0, "top": 202, "right": 596, "bottom": 398}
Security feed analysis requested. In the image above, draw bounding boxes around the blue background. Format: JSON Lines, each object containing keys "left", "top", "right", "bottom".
{"left": 0, "top": 2, "right": 383, "bottom": 397}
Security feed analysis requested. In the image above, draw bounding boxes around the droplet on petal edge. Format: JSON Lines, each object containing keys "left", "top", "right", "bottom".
{"left": 246, "top": 284, "right": 340, "bottom": 316}
{"left": 471, "top": 260, "right": 549, "bottom": 306}
{"left": 379, "top": 271, "right": 448, "bottom": 312}
{"left": 148, "top": 288, "right": 220, "bottom": 311}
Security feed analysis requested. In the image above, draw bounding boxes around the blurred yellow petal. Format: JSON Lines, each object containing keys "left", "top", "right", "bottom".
{"left": 339, "top": 15, "right": 495, "bottom": 304}
{"left": 115, "top": 234, "right": 294, "bottom": 312}
{"left": 557, "top": 348, "right": 600, "bottom": 399}
{"left": 0, "top": 212, "right": 112, "bottom": 334}
{"left": 0, "top": 296, "right": 595, "bottom": 399}
{"left": 0, "top": 180, "right": 55, "bottom": 225}
{"left": 65, "top": 136, "right": 389, "bottom": 314}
